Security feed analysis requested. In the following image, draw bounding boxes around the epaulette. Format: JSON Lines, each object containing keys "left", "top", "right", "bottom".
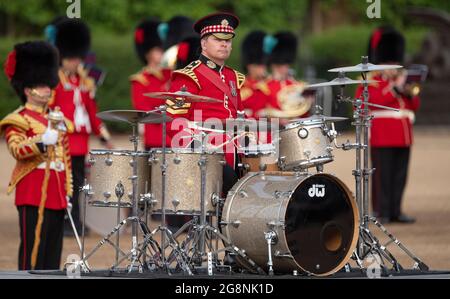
{"left": 0, "top": 107, "right": 28, "bottom": 134}
{"left": 173, "top": 60, "right": 201, "bottom": 89}
{"left": 234, "top": 70, "right": 246, "bottom": 89}
{"left": 240, "top": 86, "right": 253, "bottom": 101}
{"left": 129, "top": 72, "right": 150, "bottom": 86}
{"left": 255, "top": 81, "right": 270, "bottom": 95}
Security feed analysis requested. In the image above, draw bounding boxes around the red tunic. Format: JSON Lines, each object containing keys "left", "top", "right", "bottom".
{"left": 240, "top": 77, "right": 270, "bottom": 118}
{"left": 167, "top": 56, "right": 246, "bottom": 167}
{"left": 355, "top": 74, "right": 420, "bottom": 147}
{"left": 0, "top": 104, "right": 72, "bottom": 210}
{"left": 130, "top": 67, "right": 172, "bottom": 148}
{"left": 50, "top": 69, "right": 107, "bottom": 156}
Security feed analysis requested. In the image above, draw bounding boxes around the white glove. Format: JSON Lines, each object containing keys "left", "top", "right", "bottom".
{"left": 42, "top": 126, "right": 59, "bottom": 145}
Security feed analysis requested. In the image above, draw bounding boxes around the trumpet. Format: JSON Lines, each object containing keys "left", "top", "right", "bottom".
{"left": 261, "top": 81, "right": 313, "bottom": 118}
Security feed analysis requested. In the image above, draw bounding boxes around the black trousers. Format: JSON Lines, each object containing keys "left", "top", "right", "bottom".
{"left": 65, "top": 155, "right": 85, "bottom": 230}
{"left": 18, "top": 205, "right": 65, "bottom": 270}
{"left": 371, "top": 147, "right": 411, "bottom": 219}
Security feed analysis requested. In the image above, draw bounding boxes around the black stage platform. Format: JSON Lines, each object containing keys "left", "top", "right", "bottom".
{"left": 1, "top": 268, "right": 449, "bottom": 279}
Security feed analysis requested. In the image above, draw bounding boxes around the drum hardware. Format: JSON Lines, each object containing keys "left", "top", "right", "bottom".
{"left": 84, "top": 108, "right": 190, "bottom": 273}
{"left": 327, "top": 56, "right": 429, "bottom": 272}
{"left": 145, "top": 104, "right": 190, "bottom": 272}
{"left": 264, "top": 231, "right": 277, "bottom": 275}
{"left": 114, "top": 181, "right": 124, "bottom": 268}
{"left": 267, "top": 221, "right": 285, "bottom": 230}
{"left": 274, "top": 251, "right": 293, "bottom": 259}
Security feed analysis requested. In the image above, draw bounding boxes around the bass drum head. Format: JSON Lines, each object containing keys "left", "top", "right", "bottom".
{"left": 285, "top": 174, "right": 358, "bottom": 276}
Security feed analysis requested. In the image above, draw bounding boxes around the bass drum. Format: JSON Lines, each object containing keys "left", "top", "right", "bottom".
{"left": 222, "top": 171, "right": 359, "bottom": 276}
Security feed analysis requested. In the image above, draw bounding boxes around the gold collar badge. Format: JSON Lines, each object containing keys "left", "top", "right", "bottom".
{"left": 206, "top": 60, "right": 217, "bottom": 69}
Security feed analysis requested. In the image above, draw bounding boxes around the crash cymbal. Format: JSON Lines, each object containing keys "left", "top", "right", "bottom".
{"left": 328, "top": 63, "right": 403, "bottom": 73}
{"left": 97, "top": 110, "right": 172, "bottom": 124}
{"left": 144, "top": 91, "right": 222, "bottom": 103}
{"left": 305, "top": 77, "right": 379, "bottom": 88}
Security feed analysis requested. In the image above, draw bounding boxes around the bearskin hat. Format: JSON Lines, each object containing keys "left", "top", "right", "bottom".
{"left": 368, "top": 26, "right": 405, "bottom": 64}
{"left": 4, "top": 41, "right": 59, "bottom": 103}
{"left": 134, "top": 18, "right": 163, "bottom": 65}
{"left": 267, "top": 31, "right": 298, "bottom": 65}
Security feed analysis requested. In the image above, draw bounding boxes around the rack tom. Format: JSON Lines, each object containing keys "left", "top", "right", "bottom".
{"left": 149, "top": 148, "right": 224, "bottom": 215}
{"left": 278, "top": 117, "right": 334, "bottom": 170}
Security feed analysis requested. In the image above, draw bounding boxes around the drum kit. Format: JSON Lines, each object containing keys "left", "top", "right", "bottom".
{"left": 70, "top": 56, "right": 428, "bottom": 277}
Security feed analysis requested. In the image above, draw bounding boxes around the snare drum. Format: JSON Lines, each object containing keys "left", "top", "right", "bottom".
{"left": 222, "top": 171, "right": 359, "bottom": 276}
{"left": 278, "top": 117, "right": 334, "bottom": 170}
{"left": 88, "top": 150, "right": 150, "bottom": 207}
{"left": 149, "top": 148, "right": 224, "bottom": 215}
{"left": 240, "top": 143, "right": 279, "bottom": 173}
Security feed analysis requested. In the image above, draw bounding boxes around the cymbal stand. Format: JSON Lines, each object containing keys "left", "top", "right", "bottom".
{"left": 169, "top": 126, "right": 264, "bottom": 274}
{"left": 333, "top": 56, "right": 429, "bottom": 272}
{"left": 146, "top": 104, "right": 192, "bottom": 274}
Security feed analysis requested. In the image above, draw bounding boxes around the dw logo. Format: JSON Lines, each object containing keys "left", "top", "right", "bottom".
{"left": 308, "top": 184, "right": 325, "bottom": 198}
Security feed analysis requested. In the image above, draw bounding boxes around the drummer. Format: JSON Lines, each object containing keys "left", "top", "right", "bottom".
{"left": 166, "top": 12, "right": 246, "bottom": 192}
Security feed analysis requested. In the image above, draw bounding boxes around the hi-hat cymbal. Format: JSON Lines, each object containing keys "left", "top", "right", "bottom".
{"left": 286, "top": 114, "right": 348, "bottom": 126}
{"left": 202, "top": 118, "right": 276, "bottom": 131}
{"left": 144, "top": 91, "right": 222, "bottom": 103}
{"left": 187, "top": 121, "right": 226, "bottom": 133}
{"left": 97, "top": 110, "right": 172, "bottom": 124}
{"left": 328, "top": 63, "right": 403, "bottom": 73}
{"left": 305, "top": 77, "right": 379, "bottom": 88}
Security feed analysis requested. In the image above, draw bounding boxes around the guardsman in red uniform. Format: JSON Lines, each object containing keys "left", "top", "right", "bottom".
{"left": 240, "top": 31, "right": 270, "bottom": 118}
{"left": 160, "top": 15, "right": 197, "bottom": 69}
{"left": 130, "top": 18, "right": 172, "bottom": 149}
{"left": 167, "top": 12, "right": 245, "bottom": 192}
{"left": 263, "top": 32, "right": 312, "bottom": 119}
{"left": 356, "top": 26, "right": 420, "bottom": 224}
{"left": 1, "top": 41, "right": 73, "bottom": 270}
{"left": 174, "top": 36, "right": 201, "bottom": 70}
{"left": 48, "top": 18, "right": 111, "bottom": 234}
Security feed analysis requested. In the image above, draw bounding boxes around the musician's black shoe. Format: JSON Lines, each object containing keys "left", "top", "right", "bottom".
{"left": 391, "top": 214, "right": 416, "bottom": 224}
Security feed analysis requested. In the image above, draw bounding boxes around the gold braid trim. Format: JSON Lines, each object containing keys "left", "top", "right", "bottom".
{"left": 129, "top": 72, "right": 150, "bottom": 86}
{"left": 0, "top": 108, "right": 28, "bottom": 135}
{"left": 234, "top": 70, "right": 246, "bottom": 89}
{"left": 173, "top": 60, "right": 201, "bottom": 89}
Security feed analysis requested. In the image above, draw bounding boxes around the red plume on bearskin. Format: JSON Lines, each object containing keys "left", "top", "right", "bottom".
{"left": 4, "top": 50, "right": 17, "bottom": 81}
